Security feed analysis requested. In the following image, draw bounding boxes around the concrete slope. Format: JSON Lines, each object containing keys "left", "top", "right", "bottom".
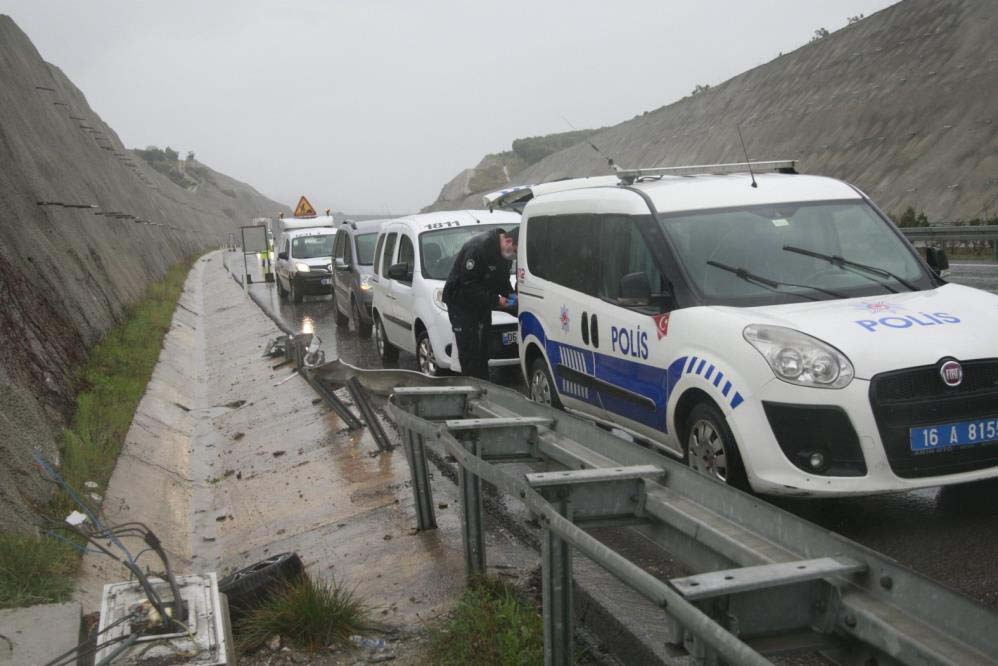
{"left": 0, "top": 15, "right": 287, "bottom": 532}
{"left": 435, "top": 0, "right": 998, "bottom": 221}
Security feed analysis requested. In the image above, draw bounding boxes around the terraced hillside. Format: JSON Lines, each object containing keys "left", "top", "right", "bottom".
{"left": 0, "top": 15, "right": 287, "bottom": 532}
{"left": 428, "top": 0, "right": 997, "bottom": 222}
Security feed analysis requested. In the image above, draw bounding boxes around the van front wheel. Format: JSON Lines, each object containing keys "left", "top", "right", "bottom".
{"left": 684, "top": 402, "right": 748, "bottom": 489}
{"left": 529, "top": 356, "right": 562, "bottom": 409}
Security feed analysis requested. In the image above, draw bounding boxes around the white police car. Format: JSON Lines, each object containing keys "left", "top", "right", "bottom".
{"left": 490, "top": 161, "right": 998, "bottom": 496}
{"left": 370, "top": 210, "right": 521, "bottom": 375}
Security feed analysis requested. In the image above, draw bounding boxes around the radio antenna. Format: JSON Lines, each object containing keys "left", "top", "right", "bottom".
{"left": 561, "top": 114, "right": 616, "bottom": 170}
{"left": 737, "top": 126, "right": 757, "bottom": 188}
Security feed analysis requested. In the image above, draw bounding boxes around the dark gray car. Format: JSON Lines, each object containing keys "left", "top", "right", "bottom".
{"left": 332, "top": 218, "right": 386, "bottom": 338}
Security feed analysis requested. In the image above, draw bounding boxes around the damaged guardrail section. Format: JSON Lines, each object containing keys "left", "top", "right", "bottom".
{"left": 382, "top": 381, "right": 998, "bottom": 666}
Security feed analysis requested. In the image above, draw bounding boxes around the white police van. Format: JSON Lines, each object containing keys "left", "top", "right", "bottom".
{"left": 491, "top": 161, "right": 998, "bottom": 496}
{"left": 370, "top": 210, "right": 521, "bottom": 375}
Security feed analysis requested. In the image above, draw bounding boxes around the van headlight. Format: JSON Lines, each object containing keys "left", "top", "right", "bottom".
{"left": 294, "top": 262, "right": 311, "bottom": 273}
{"left": 743, "top": 325, "right": 853, "bottom": 389}
{"left": 433, "top": 288, "right": 448, "bottom": 312}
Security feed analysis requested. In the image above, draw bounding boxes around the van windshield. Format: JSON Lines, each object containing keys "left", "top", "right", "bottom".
{"left": 355, "top": 233, "right": 377, "bottom": 265}
{"left": 659, "top": 201, "right": 935, "bottom": 306}
{"left": 419, "top": 224, "right": 517, "bottom": 279}
{"left": 292, "top": 234, "right": 334, "bottom": 259}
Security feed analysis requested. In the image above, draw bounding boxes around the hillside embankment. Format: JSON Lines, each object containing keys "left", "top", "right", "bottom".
{"left": 429, "top": 0, "right": 998, "bottom": 221}
{"left": 0, "top": 15, "right": 287, "bottom": 533}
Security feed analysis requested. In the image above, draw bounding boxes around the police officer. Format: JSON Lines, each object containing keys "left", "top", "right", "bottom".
{"left": 442, "top": 227, "right": 518, "bottom": 380}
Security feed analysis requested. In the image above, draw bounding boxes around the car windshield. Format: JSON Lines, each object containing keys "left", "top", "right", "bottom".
{"left": 419, "top": 224, "right": 516, "bottom": 280}
{"left": 660, "top": 201, "right": 934, "bottom": 306}
{"left": 292, "top": 233, "right": 334, "bottom": 259}
{"left": 355, "top": 233, "right": 377, "bottom": 265}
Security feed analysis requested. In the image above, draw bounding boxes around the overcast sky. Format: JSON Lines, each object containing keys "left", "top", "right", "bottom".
{"left": 4, "top": 0, "right": 896, "bottom": 213}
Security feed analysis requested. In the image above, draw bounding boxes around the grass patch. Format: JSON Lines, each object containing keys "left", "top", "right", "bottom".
{"left": 51, "top": 258, "right": 195, "bottom": 518}
{"left": 0, "top": 258, "right": 195, "bottom": 609}
{"left": 0, "top": 533, "right": 77, "bottom": 609}
{"left": 430, "top": 576, "right": 543, "bottom": 666}
{"left": 234, "top": 574, "right": 370, "bottom": 653}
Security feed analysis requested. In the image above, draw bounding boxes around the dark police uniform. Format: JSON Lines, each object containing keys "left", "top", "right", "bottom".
{"left": 442, "top": 228, "right": 513, "bottom": 380}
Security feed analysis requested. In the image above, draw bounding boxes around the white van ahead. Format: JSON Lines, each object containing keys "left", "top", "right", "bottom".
{"left": 494, "top": 161, "right": 998, "bottom": 497}
{"left": 370, "top": 210, "right": 521, "bottom": 375}
{"left": 272, "top": 215, "right": 337, "bottom": 303}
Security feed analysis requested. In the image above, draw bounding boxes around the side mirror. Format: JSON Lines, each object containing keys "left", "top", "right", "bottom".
{"left": 618, "top": 272, "right": 651, "bottom": 306}
{"left": 278, "top": 252, "right": 288, "bottom": 261}
{"left": 335, "top": 258, "right": 350, "bottom": 271}
{"left": 387, "top": 262, "right": 410, "bottom": 281}
{"left": 925, "top": 247, "right": 949, "bottom": 275}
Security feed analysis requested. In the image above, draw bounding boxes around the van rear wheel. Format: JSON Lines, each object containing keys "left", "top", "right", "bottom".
{"left": 529, "top": 356, "right": 562, "bottom": 409}
{"left": 684, "top": 402, "right": 748, "bottom": 489}
{"left": 374, "top": 315, "right": 399, "bottom": 364}
{"left": 352, "top": 300, "right": 372, "bottom": 338}
{"left": 333, "top": 293, "right": 349, "bottom": 327}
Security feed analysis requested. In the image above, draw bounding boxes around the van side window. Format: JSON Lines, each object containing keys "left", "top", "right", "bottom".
{"left": 282, "top": 238, "right": 290, "bottom": 257}
{"left": 342, "top": 233, "right": 353, "bottom": 266}
{"left": 381, "top": 232, "right": 398, "bottom": 277}
{"left": 598, "top": 215, "right": 665, "bottom": 306}
{"left": 397, "top": 235, "right": 415, "bottom": 284}
{"left": 333, "top": 231, "right": 345, "bottom": 262}
{"left": 527, "top": 214, "right": 598, "bottom": 296}
{"left": 373, "top": 234, "right": 386, "bottom": 275}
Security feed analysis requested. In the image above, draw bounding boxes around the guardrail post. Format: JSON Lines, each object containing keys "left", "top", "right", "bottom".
{"left": 458, "top": 436, "right": 487, "bottom": 576}
{"left": 403, "top": 430, "right": 436, "bottom": 530}
{"left": 540, "top": 487, "right": 573, "bottom": 666}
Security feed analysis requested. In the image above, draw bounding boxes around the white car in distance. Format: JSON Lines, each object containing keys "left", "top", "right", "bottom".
{"left": 370, "top": 210, "right": 521, "bottom": 375}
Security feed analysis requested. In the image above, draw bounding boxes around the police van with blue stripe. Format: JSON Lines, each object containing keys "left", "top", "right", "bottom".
{"left": 487, "top": 161, "right": 998, "bottom": 496}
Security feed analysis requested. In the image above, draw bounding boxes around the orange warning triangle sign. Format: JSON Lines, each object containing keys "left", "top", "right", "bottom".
{"left": 293, "top": 195, "right": 318, "bottom": 218}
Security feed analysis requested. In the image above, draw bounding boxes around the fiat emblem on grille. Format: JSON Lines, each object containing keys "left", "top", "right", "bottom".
{"left": 939, "top": 359, "right": 963, "bottom": 387}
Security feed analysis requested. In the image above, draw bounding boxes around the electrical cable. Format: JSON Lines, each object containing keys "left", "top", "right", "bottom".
{"left": 32, "top": 449, "right": 137, "bottom": 564}
{"left": 42, "top": 633, "right": 132, "bottom": 666}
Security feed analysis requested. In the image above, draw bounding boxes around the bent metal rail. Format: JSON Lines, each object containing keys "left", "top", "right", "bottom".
{"left": 288, "top": 327, "right": 998, "bottom": 665}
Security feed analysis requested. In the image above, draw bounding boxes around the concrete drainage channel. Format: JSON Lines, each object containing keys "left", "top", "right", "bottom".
{"left": 234, "top": 259, "right": 998, "bottom": 665}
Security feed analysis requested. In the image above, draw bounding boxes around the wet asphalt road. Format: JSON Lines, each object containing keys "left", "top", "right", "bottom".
{"left": 225, "top": 254, "right": 998, "bottom": 609}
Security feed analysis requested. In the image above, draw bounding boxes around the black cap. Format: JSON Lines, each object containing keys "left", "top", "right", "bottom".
{"left": 506, "top": 226, "right": 519, "bottom": 244}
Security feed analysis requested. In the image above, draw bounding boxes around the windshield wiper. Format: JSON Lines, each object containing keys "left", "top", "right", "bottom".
{"left": 782, "top": 245, "right": 918, "bottom": 292}
{"left": 706, "top": 261, "right": 846, "bottom": 301}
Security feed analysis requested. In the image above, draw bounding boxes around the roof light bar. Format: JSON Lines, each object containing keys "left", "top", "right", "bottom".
{"left": 614, "top": 160, "right": 797, "bottom": 184}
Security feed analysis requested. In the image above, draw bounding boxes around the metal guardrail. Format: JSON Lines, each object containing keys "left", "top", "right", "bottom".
{"left": 901, "top": 226, "right": 998, "bottom": 241}
{"left": 902, "top": 226, "right": 998, "bottom": 261}
{"left": 357, "top": 376, "right": 998, "bottom": 666}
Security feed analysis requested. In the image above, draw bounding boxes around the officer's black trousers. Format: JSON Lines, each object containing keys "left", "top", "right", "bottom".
{"left": 450, "top": 312, "right": 490, "bottom": 380}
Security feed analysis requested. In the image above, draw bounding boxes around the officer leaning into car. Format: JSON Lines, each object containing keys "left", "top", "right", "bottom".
{"left": 441, "top": 227, "right": 518, "bottom": 380}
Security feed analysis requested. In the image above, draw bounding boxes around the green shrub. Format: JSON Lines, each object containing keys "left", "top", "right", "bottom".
{"left": 234, "top": 574, "right": 370, "bottom": 653}
{"left": 430, "top": 577, "right": 543, "bottom": 666}
{"left": 0, "top": 533, "right": 76, "bottom": 609}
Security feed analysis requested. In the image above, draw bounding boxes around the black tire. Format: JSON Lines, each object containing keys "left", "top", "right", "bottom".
{"left": 528, "top": 355, "right": 562, "bottom": 409}
{"left": 374, "top": 314, "right": 399, "bottom": 363}
{"left": 290, "top": 279, "right": 303, "bottom": 304}
{"left": 416, "top": 329, "right": 442, "bottom": 376}
{"left": 276, "top": 277, "right": 287, "bottom": 301}
{"left": 218, "top": 552, "right": 304, "bottom": 620}
{"left": 683, "top": 402, "right": 748, "bottom": 490}
{"left": 353, "top": 299, "right": 372, "bottom": 338}
{"left": 333, "top": 292, "right": 349, "bottom": 327}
